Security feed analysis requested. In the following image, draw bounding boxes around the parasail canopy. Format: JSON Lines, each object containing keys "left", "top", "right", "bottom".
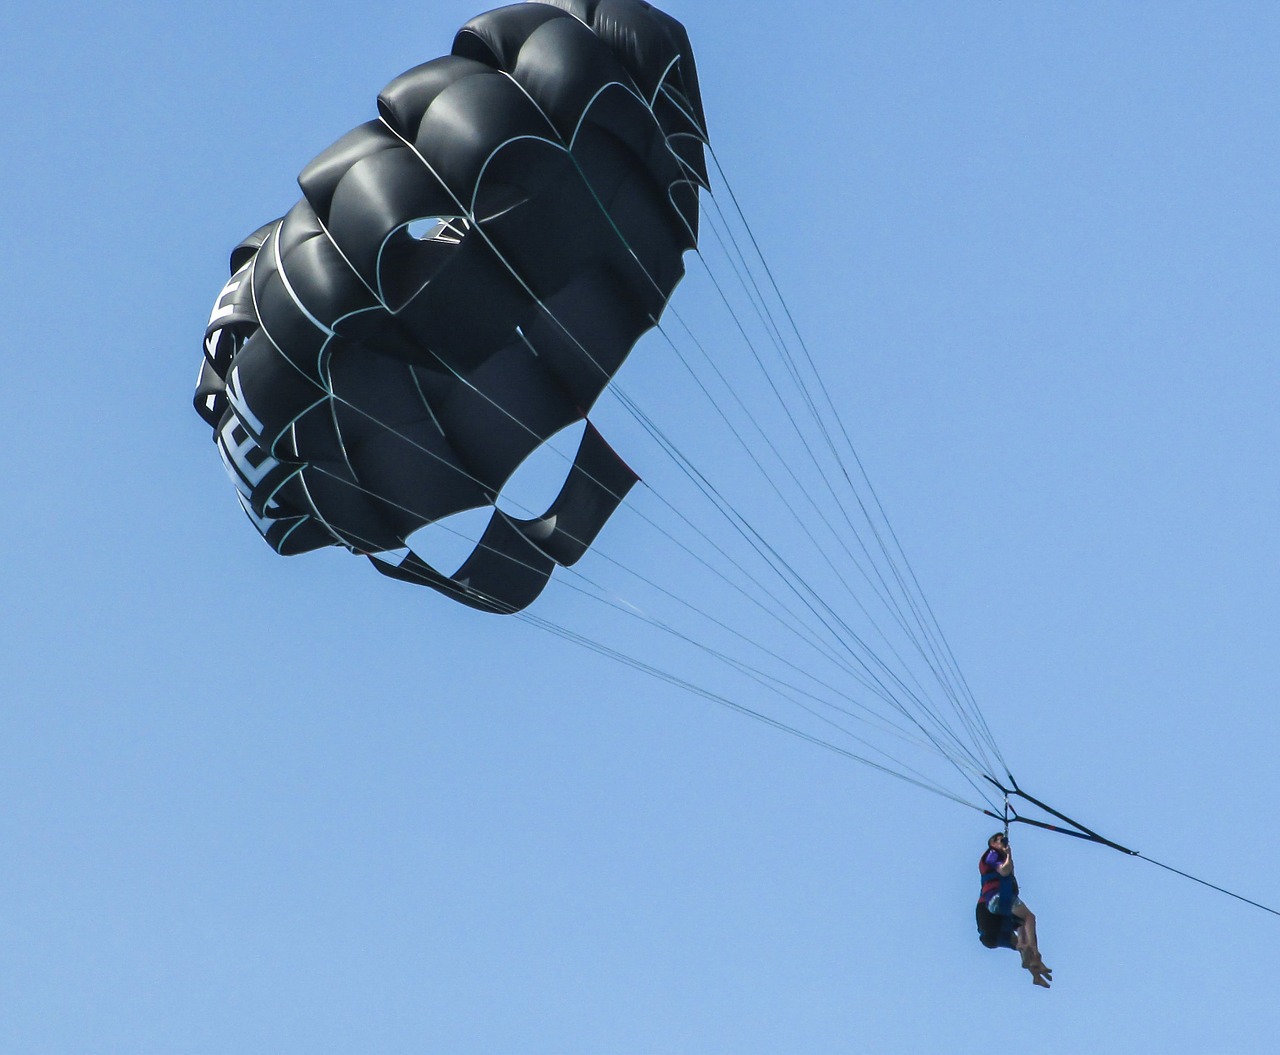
{"left": 196, "top": 0, "right": 708, "bottom": 613}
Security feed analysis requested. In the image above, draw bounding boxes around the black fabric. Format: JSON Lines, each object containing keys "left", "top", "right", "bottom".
{"left": 368, "top": 515, "right": 557, "bottom": 615}
{"left": 975, "top": 901, "right": 1019, "bottom": 951}
{"left": 195, "top": 1, "right": 706, "bottom": 611}
{"left": 514, "top": 422, "right": 640, "bottom": 567}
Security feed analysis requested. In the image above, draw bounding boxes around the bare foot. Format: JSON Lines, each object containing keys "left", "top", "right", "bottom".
{"left": 1032, "top": 972, "right": 1051, "bottom": 988}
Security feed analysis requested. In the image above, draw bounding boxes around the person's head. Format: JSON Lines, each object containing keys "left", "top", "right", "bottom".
{"left": 988, "top": 832, "right": 1009, "bottom": 851}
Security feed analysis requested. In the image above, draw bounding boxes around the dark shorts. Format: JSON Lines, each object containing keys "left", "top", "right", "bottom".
{"left": 975, "top": 900, "right": 1019, "bottom": 950}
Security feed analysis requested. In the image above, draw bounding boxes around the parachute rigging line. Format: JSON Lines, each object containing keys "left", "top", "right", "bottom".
{"left": 515, "top": 606, "right": 992, "bottom": 813}
{"left": 608, "top": 384, "right": 1002, "bottom": 803}
{"left": 647, "top": 280, "right": 1006, "bottom": 782}
{"left": 687, "top": 134, "right": 1008, "bottom": 768}
{"left": 312, "top": 387, "right": 1002, "bottom": 809}
{"left": 648, "top": 290, "right": 958, "bottom": 721}
{"left": 658, "top": 76, "right": 1000, "bottom": 769}
{"left": 689, "top": 204, "right": 983, "bottom": 732}
{"left": 302, "top": 457, "right": 992, "bottom": 812}
{"left": 691, "top": 153, "right": 1009, "bottom": 780}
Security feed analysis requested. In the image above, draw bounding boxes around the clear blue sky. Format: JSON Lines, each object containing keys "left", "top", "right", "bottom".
{"left": 4, "top": 2, "right": 1278, "bottom": 1051}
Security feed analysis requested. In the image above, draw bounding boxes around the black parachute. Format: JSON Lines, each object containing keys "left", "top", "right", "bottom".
{"left": 196, "top": 0, "right": 707, "bottom": 613}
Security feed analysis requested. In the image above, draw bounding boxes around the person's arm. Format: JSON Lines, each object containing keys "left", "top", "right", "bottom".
{"left": 997, "top": 847, "right": 1014, "bottom": 876}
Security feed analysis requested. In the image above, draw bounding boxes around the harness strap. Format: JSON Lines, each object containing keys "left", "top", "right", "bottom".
{"left": 977, "top": 773, "right": 1280, "bottom": 917}
{"left": 982, "top": 774, "right": 1138, "bottom": 855}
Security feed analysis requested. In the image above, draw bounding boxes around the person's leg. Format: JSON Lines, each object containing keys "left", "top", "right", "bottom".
{"left": 1015, "top": 922, "right": 1051, "bottom": 986}
{"left": 1012, "top": 903, "right": 1047, "bottom": 972}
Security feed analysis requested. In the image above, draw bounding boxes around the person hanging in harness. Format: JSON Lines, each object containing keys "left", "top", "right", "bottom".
{"left": 978, "top": 831, "right": 1051, "bottom": 987}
